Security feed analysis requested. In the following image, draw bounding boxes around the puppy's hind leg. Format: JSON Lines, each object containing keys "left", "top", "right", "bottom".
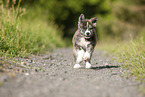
{"left": 74, "top": 49, "right": 84, "bottom": 69}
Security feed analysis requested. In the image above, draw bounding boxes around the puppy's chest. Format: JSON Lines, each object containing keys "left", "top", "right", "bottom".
{"left": 79, "top": 38, "right": 90, "bottom": 48}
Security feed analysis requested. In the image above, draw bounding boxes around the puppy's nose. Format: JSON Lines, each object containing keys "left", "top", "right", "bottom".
{"left": 86, "top": 32, "right": 90, "bottom": 36}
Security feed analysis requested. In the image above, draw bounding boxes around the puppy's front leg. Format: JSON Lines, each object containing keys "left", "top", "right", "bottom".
{"left": 74, "top": 49, "right": 84, "bottom": 68}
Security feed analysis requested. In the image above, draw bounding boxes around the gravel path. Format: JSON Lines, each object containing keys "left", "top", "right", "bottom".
{"left": 0, "top": 48, "right": 144, "bottom": 97}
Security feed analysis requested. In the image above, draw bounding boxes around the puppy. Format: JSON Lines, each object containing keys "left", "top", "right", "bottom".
{"left": 72, "top": 14, "right": 97, "bottom": 69}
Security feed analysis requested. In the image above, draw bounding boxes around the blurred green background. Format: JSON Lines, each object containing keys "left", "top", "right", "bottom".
{"left": 2, "top": 0, "right": 145, "bottom": 42}
{"left": 23, "top": 0, "right": 145, "bottom": 41}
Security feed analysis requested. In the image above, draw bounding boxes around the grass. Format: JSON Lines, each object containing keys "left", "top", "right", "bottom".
{"left": 97, "top": 36, "right": 145, "bottom": 93}
{"left": 115, "top": 40, "right": 145, "bottom": 80}
{"left": 0, "top": 1, "right": 65, "bottom": 59}
{"left": 115, "top": 40, "right": 145, "bottom": 93}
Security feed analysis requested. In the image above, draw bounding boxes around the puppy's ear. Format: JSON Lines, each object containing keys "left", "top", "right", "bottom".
{"left": 78, "top": 14, "right": 85, "bottom": 28}
{"left": 91, "top": 17, "right": 98, "bottom": 27}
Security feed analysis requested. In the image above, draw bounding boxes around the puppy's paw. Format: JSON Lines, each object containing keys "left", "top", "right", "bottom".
{"left": 86, "top": 62, "right": 92, "bottom": 69}
{"left": 74, "top": 64, "right": 81, "bottom": 69}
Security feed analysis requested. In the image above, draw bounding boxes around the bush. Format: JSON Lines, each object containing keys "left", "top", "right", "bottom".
{"left": 0, "top": 0, "right": 65, "bottom": 57}
{"left": 97, "top": 0, "right": 145, "bottom": 41}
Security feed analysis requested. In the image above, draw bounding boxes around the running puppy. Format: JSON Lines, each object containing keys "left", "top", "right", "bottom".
{"left": 72, "top": 14, "right": 98, "bottom": 69}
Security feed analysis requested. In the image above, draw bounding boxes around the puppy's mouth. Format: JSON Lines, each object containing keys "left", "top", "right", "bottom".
{"left": 85, "top": 36, "right": 91, "bottom": 39}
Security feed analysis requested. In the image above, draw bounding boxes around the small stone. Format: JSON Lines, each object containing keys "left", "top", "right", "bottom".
{"left": 8, "top": 66, "right": 13, "bottom": 69}
{"left": 25, "top": 73, "right": 29, "bottom": 75}
{"left": 22, "top": 69, "right": 25, "bottom": 72}
{"left": 21, "top": 62, "right": 27, "bottom": 66}
{"left": 111, "top": 73, "right": 117, "bottom": 75}
{"left": 35, "top": 69, "right": 38, "bottom": 72}
{"left": 64, "top": 59, "right": 67, "bottom": 61}
{"left": 105, "top": 62, "right": 109, "bottom": 65}
{"left": 62, "top": 77, "right": 66, "bottom": 80}
{"left": 126, "top": 76, "right": 129, "bottom": 79}
{"left": 26, "top": 59, "right": 29, "bottom": 61}
{"left": 30, "top": 59, "right": 35, "bottom": 63}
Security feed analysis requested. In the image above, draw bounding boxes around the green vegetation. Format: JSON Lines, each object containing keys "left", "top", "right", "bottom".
{"left": 98, "top": 38, "right": 145, "bottom": 81}
{"left": 19, "top": 0, "right": 111, "bottom": 38}
{"left": 97, "top": 37, "right": 145, "bottom": 93}
{"left": 0, "top": 0, "right": 65, "bottom": 58}
{"left": 117, "top": 40, "right": 145, "bottom": 81}
{"left": 97, "top": 0, "right": 145, "bottom": 41}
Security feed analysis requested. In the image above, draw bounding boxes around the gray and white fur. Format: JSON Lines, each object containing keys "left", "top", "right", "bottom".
{"left": 72, "top": 14, "right": 98, "bottom": 69}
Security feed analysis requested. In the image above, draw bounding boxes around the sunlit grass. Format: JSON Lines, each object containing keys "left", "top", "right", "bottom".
{"left": 97, "top": 37, "right": 145, "bottom": 93}
{"left": 0, "top": 1, "right": 65, "bottom": 58}
{"left": 116, "top": 40, "right": 145, "bottom": 80}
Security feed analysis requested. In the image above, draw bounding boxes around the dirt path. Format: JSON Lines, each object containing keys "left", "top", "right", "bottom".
{"left": 0, "top": 48, "right": 144, "bottom": 97}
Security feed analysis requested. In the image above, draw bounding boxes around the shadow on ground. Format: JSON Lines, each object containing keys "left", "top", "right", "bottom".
{"left": 91, "top": 65, "right": 120, "bottom": 70}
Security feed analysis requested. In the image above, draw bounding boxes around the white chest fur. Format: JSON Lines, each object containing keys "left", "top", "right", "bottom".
{"left": 79, "top": 38, "right": 90, "bottom": 47}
